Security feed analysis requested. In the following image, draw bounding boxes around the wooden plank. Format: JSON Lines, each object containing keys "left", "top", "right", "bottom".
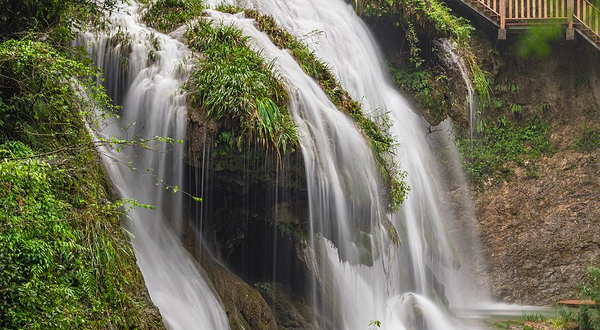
{"left": 510, "top": 0, "right": 513, "bottom": 18}
{"left": 568, "top": 0, "right": 574, "bottom": 31}
{"left": 501, "top": 0, "right": 507, "bottom": 27}
{"left": 584, "top": 0, "right": 587, "bottom": 25}
{"left": 522, "top": 0, "right": 525, "bottom": 17}
{"left": 557, "top": 300, "right": 596, "bottom": 306}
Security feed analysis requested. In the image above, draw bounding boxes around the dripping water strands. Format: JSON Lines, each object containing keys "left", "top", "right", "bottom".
{"left": 78, "top": 2, "right": 229, "bottom": 329}
{"left": 435, "top": 39, "right": 481, "bottom": 146}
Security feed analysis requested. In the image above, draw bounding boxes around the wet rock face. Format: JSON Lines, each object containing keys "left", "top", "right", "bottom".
{"left": 183, "top": 110, "right": 315, "bottom": 327}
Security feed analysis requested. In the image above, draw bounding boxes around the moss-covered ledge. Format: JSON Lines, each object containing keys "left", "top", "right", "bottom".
{"left": 216, "top": 5, "right": 409, "bottom": 212}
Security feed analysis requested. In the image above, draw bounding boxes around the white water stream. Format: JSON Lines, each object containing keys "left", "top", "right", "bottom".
{"left": 436, "top": 39, "right": 479, "bottom": 140}
{"left": 79, "top": 3, "right": 228, "bottom": 329}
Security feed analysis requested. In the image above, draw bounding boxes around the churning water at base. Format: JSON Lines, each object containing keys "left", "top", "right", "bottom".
{"left": 79, "top": 3, "right": 228, "bottom": 329}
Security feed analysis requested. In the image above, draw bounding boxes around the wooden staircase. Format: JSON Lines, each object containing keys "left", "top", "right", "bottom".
{"left": 573, "top": 0, "right": 600, "bottom": 48}
{"left": 455, "top": 0, "right": 600, "bottom": 50}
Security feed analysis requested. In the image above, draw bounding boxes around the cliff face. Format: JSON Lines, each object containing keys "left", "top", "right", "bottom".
{"left": 474, "top": 40, "right": 600, "bottom": 304}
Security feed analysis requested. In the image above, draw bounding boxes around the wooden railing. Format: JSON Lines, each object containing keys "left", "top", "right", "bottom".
{"left": 480, "top": 0, "right": 502, "bottom": 15}
{"left": 465, "top": 0, "right": 600, "bottom": 46}
{"left": 574, "top": 0, "right": 600, "bottom": 38}
{"left": 506, "top": 0, "right": 569, "bottom": 20}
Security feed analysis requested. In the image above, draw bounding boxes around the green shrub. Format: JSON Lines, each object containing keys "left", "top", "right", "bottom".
{"left": 0, "top": 0, "right": 118, "bottom": 43}
{"left": 577, "top": 267, "right": 600, "bottom": 330}
{"left": 0, "top": 40, "right": 113, "bottom": 150}
{"left": 456, "top": 117, "right": 555, "bottom": 184}
{"left": 0, "top": 40, "right": 163, "bottom": 329}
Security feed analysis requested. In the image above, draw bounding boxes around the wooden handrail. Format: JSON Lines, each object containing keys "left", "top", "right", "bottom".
{"left": 464, "top": 0, "right": 600, "bottom": 46}
{"left": 574, "top": 0, "right": 600, "bottom": 38}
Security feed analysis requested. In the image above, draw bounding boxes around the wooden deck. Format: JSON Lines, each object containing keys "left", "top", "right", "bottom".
{"left": 459, "top": 0, "right": 600, "bottom": 49}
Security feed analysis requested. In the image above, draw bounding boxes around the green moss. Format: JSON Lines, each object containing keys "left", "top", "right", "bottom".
{"left": 215, "top": 6, "right": 409, "bottom": 211}
{"left": 456, "top": 116, "right": 555, "bottom": 184}
{"left": 184, "top": 19, "right": 298, "bottom": 160}
{"left": 0, "top": 39, "right": 163, "bottom": 329}
{"left": 141, "top": 0, "right": 204, "bottom": 33}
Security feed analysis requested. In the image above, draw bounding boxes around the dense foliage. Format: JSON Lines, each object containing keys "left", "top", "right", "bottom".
{"left": 0, "top": 40, "right": 110, "bottom": 149}
{"left": 0, "top": 0, "right": 117, "bottom": 43}
{"left": 217, "top": 6, "right": 410, "bottom": 210}
{"left": 0, "top": 39, "right": 163, "bottom": 329}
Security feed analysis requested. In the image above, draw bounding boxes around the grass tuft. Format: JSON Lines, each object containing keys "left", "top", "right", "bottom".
{"left": 184, "top": 19, "right": 298, "bottom": 160}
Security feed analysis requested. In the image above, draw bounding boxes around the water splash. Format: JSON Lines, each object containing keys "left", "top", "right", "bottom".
{"left": 78, "top": 3, "right": 229, "bottom": 329}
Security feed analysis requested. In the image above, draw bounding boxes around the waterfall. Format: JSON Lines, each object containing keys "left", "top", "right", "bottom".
{"left": 78, "top": 3, "right": 229, "bottom": 329}
{"left": 219, "top": 0, "right": 489, "bottom": 328}
{"left": 78, "top": 0, "right": 489, "bottom": 328}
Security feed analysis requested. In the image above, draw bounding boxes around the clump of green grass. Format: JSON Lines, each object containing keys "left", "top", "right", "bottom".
{"left": 141, "top": 0, "right": 204, "bottom": 33}
{"left": 216, "top": 6, "right": 409, "bottom": 210}
{"left": 184, "top": 19, "right": 298, "bottom": 160}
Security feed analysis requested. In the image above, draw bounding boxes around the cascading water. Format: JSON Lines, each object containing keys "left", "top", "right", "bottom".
{"left": 78, "top": 3, "right": 228, "bottom": 329}
{"left": 220, "top": 0, "right": 490, "bottom": 328}
{"left": 436, "top": 39, "right": 480, "bottom": 140}
{"left": 78, "top": 0, "right": 490, "bottom": 328}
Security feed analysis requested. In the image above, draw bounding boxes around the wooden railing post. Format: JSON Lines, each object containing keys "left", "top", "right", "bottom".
{"left": 499, "top": 0, "right": 507, "bottom": 39}
{"left": 567, "top": 0, "right": 575, "bottom": 39}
